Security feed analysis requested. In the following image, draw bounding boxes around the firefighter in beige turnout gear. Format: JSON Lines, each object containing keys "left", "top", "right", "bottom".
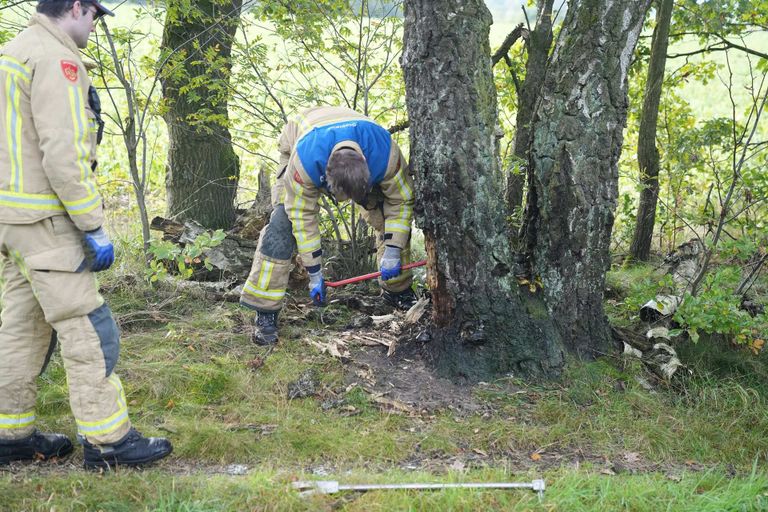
{"left": 241, "top": 106, "right": 416, "bottom": 345}
{"left": 0, "top": 0, "right": 171, "bottom": 469}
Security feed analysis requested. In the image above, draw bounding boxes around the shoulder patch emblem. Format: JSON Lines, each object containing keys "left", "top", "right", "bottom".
{"left": 293, "top": 170, "right": 304, "bottom": 184}
{"left": 60, "top": 60, "right": 78, "bottom": 83}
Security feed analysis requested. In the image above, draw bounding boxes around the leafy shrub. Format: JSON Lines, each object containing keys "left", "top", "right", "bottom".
{"left": 673, "top": 267, "right": 767, "bottom": 345}
{"left": 146, "top": 230, "right": 226, "bottom": 282}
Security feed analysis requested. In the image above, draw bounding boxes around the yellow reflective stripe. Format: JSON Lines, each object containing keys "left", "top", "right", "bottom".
{"left": 257, "top": 260, "right": 274, "bottom": 289}
{"left": 385, "top": 223, "right": 411, "bottom": 234}
{"left": 0, "top": 411, "right": 35, "bottom": 429}
{"left": 10, "top": 77, "right": 22, "bottom": 192}
{"left": 385, "top": 166, "right": 413, "bottom": 236}
{"left": 0, "top": 190, "right": 64, "bottom": 211}
{"left": 297, "top": 236, "right": 321, "bottom": 252}
{"left": 109, "top": 374, "right": 127, "bottom": 409}
{"left": 289, "top": 178, "right": 311, "bottom": 247}
{"left": 243, "top": 280, "right": 286, "bottom": 300}
{"left": 393, "top": 167, "right": 413, "bottom": 202}
{"left": 76, "top": 375, "right": 129, "bottom": 436}
{"left": 0, "top": 64, "right": 30, "bottom": 83}
{"left": 68, "top": 86, "right": 96, "bottom": 195}
{"left": 244, "top": 262, "right": 287, "bottom": 301}
{"left": 392, "top": 202, "right": 413, "bottom": 230}
{"left": 402, "top": 202, "right": 413, "bottom": 223}
{"left": 0, "top": 57, "right": 31, "bottom": 83}
{"left": 293, "top": 113, "right": 313, "bottom": 139}
{"left": 5, "top": 74, "right": 23, "bottom": 192}
{"left": 63, "top": 86, "right": 101, "bottom": 217}
{"left": 0, "top": 57, "right": 31, "bottom": 80}
{"left": 76, "top": 405, "right": 128, "bottom": 428}
{"left": 76, "top": 408, "right": 129, "bottom": 436}
{"left": 62, "top": 192, "right": 100, "bottom": 207}
{"left": 62, "top": 192, "right": 101, "bottom": 215}
{"left": 386, "top": 202, "right": 412, "bottom": 234}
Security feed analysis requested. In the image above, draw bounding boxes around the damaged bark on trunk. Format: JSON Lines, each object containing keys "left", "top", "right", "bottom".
{"left": 524, "top": 0, "right": 652, "bottom": 356}
{"left": 402, "top": 0, "right": 564, "bottom": 381}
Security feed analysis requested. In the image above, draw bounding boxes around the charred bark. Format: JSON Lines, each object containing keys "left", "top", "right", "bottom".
{"left": 524, "top": 0, "right": 652, "bottom": 356}
{"left": 160, "top": 0, "right": 242, "bottom": 230}
{"left": 630, "top": 0, "right": 675, "bottom": 262}
{"left": 402, "top": 0, "right": 564, "bottom": 381}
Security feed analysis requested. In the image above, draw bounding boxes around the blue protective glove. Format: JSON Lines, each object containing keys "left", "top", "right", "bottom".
{"left": 380, "top": 246, "right": 402, "bottom": 281}
{"left": 83, "top": 227, "right": 115, "bottom": 272}
{"left": 308, "top": 271, "right": 326, "bottom": 307}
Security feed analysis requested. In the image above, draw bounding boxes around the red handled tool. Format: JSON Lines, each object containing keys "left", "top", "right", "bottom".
{"left": 325, "top": 260, "right": 427, "bottom": 288}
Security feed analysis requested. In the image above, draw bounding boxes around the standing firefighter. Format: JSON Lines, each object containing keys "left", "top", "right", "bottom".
{"left": 241, "top": 106, "right": 417, "bottom": 345}
{"left": 0, "top": 0, "right": 172, "bottom": 469}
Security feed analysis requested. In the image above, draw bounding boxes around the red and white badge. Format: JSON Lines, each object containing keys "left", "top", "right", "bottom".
{"left": 293, "top": 170, "right": 304, "bottom": 184}
{"left": 60, "top": 60, "right": 78, "bottom": 83}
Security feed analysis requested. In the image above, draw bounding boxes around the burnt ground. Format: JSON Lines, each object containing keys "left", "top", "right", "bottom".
{"left": 279, "top": 288, "right": 490, "bottom": 414}
{"left": 249, "top": 289, "right": 723, "bottom": 479}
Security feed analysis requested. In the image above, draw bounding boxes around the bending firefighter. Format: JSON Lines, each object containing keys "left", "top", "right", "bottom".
{"left": 241, "top": 106, "right": 417, "bottom": 345}
{"left": 0, "top": 0, "right": 171, "bottom": 469}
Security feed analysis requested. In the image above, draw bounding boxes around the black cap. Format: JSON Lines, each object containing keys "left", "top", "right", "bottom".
{"left": 38, "top": 0, "right": 115, "bottom": 17}
{"left": 89, "top": 0, "right": 115, "bottom": 17}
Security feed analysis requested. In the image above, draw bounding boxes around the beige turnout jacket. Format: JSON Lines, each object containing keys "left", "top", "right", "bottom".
{"left": 277, "top": 106, "right": 414, "bottom": 270}
{"left": 0, "top": 14, "right": 103, "bottom": 232}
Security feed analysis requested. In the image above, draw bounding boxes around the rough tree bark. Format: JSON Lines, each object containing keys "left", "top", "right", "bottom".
{"left": 160, "top": 0, "right": 242, "bottom": 230}
{"left": 524, "top": 0, "right": 652, "bottom": 356}
{"left": 630, "top": 0, "right": 675, "bottom": 262}
{"left": 402, "top": 0, "right": 564, "bottom": 381}
{"left": 507, "top": 0, "right": 555, "bottom": 216}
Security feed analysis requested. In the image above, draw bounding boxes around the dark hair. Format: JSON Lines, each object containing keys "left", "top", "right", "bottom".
{"left": 326, "top": 149, "right": 370, "bottom": 203}
{"left": 37, "top": 0, "right": 93, "bottom": 19}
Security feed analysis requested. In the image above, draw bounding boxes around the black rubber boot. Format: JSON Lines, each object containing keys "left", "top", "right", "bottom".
{"left": 0, "top": 431, "right": 73, "bottom": 464}
{"left": 252, "top": 310, "right": 279, "bottom": 346}
{"left": 81, "top": 428, "right": 172, "bottom": 470}
{"left": 381, "top": 288, "right": 417, "bottom": 311}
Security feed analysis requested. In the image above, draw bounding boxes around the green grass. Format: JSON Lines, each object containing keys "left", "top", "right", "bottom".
{"left": 604, "top": 263, "right": 667, "bottom": 327}
{"left": 1, "top": 467, "right": 766, "bottom": 511}
{"left": 4, "top": 269, "right": 768, "bottom": 510}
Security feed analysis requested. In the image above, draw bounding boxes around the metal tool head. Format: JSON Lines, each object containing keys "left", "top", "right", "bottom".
{"left": 292, "top": 480, "right": 340, "bottom": 496}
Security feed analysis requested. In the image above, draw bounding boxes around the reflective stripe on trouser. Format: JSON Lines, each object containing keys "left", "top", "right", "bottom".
{"left": 54, "top": 310, "right": 128, "bottom": 442}
{"left": 0, "top": 259, "right": 52, "bottom": 439}
{"left": 0, "top": 219, "right": 131, "bottom": 444}
{"left": 358, "top": 200, "right": 413, "bottom": 294}
{"left": 240, "top": 205, "right": 295, "bottom": 312}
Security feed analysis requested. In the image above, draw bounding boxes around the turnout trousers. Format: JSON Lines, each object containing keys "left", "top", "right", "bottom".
{"left": 240, "top": 180, "right": 413, "bottom": 312}
{"left": 0, "top": 216, "right": 131, "bottom": 444}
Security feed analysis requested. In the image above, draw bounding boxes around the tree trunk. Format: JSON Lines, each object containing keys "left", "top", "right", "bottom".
{"left": 630, "top": 0, "right": 675, "bottom": 262}
{"left": 507, "top": 0, "right": 555, "bottom": 215}
{"left": 524, "top": 0, "right": 652, "bottom": 356}
{"left": 402, "top": 0, "right": 564, "bottom": 381}
{"left": 160, "top": 0, "right": 242, "bottom": 230}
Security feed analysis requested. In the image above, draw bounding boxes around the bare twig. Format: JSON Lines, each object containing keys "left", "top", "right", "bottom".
{"left": 491, "top": 24, "right": 527, "bottom": 66}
